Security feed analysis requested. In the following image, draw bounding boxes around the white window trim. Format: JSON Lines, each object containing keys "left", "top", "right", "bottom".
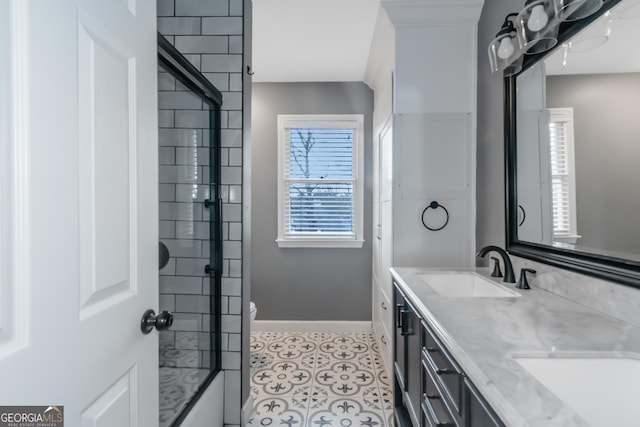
{"left": 276, "top": 114, "right": 365, "bottom": 248}
{"left": 548, "top": 107, "right": 580, "bottom": 244}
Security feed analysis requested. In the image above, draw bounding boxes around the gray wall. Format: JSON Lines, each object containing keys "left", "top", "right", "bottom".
{"left": 251, "top": 82, "right": 373, "bottom": 321}
{"left": 547, "top": 73, "right": 640, "bottom": 253}
{"left": 476, "top": 1, "right": 512, "bottom": 255}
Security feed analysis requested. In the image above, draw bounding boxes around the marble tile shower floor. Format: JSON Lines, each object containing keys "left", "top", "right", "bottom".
{"left": 159, "top": 366, "right": 210, "bottom": 427}
{"left": 249, "top": 332, "right": 393, "bottom": 427}
{"left": 159, "top": 333, "right": 210, "bottom": 427}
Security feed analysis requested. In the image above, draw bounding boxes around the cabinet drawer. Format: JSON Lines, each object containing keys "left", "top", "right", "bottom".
{"left": 422, "top": 359, "right": 458, "bottom": 427}
{"left": 422, "top": 321, "right": 463, "bottom": 416}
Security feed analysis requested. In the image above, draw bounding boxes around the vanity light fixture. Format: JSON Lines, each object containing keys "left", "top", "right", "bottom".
{"left": 569, "top": 34, "right": 608, "bottom": 51}
{"left": 561, "top": 42, "right": 569, "bottom": 66}
{"left": 515, "top": 0, "right": 559, "bottom": 54}
{"left": 554, "top": 0, "right": 603, "bottom": 21}
{"left": 527, "top": 0, "right": 552, "bottom": 30}
{"left": 488, "top": 0, "right": 608, "bottom": 76}
{"left": 488, "top": 14, "right": 524, "bottom": 76}
{"left": 568, "top": 10, "right": 611, "bottom": 52}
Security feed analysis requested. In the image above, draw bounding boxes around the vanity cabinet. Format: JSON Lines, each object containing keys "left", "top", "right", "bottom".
{"left": 394, "top": 284, "right": 423, "bottom": 427}
{"left": 394, "top": 282, "right": 504, "bottom": 427}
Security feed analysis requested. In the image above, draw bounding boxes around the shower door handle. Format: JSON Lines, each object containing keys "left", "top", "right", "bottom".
{"left": 140, "top": 309, "right": 174, "bottom": 334}
{"left": 204, "top": 197, "right": 224, "bottom": 275}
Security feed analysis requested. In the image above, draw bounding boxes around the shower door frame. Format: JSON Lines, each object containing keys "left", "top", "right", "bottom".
{"left": 158, "top": 33, "right": 223, "bottom": 426}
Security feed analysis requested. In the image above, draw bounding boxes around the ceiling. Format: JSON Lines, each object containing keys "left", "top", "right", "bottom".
{"left": 251, "top": 0, "right": 640, "bottom": 81}
{"left": 251, "top": 0, "right": 381, "bottom": 82}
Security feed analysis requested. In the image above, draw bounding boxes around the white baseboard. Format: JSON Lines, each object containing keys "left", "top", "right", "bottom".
{"left": 251, "top": 320, "right": 373, "bottom": 333}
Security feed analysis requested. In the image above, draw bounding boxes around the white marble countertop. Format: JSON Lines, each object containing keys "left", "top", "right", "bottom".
{"left": 390, "top": 267, "right": 640, "bottom": 427}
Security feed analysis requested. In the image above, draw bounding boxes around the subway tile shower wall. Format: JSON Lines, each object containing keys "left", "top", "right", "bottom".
{"left": 157, "top": 62, "right": 213, "bottom": 373}
{"left": 158, "top": 1, "right": 244, "bottom": 425}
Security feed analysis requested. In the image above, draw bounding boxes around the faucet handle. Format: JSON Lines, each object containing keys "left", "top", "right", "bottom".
{"left": 490, "top": 257, "right": 503, "bottom": 278}
{"left": 516, "top": 268, "right": 536, "bottom": 290}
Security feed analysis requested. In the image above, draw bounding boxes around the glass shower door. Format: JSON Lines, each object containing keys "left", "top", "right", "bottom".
{"left": 157, "top": 34, "right": 222, "bottom": 427}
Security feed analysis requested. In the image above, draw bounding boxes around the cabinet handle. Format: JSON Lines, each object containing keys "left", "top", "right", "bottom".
{"left": 381, "top": 301, "right": 387, "bottom": 310}
{"left": 424, "top": 349, "right": 456, "bottom": 376}
{"left": 395, "top": 304, "right": 404, "bottom": 328}
{"left": 423, "top": 393, "right": 454, "bottom": 427}
{"left": 381, "top": 335, "right": 387, "bottom": 345}
{"left": 400, "top": 310, "right": 411, "bottom": 336}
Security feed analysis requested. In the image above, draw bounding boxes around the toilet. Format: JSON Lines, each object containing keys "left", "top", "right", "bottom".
{"left": 250, "top": 301, "right": 257, "bottom": 322}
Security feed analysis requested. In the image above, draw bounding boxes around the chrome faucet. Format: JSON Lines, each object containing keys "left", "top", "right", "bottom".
{"left": 477, "top": 246, "right": 516, "bottom": 283}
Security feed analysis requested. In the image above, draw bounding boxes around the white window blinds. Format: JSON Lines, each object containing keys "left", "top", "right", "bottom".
{"left": 277, "top": 115, "right": 364, "bottom": 248}
{"left": 548, "top": 108, "right": 578, "bottom": 240}
{"left": 284, "top": 127, "right": 355, "bottom": 237}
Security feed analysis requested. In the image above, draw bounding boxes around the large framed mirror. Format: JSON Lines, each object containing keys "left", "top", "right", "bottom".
{"left": 505, "top": 0, "right": 640, "bottom": 287}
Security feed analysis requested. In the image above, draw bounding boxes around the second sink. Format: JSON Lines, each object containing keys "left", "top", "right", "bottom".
{"left": 417, "top": 272, "right": 520, "bottom": 298}
{"left": 514, "top": 354, "right": 640, "bottom": 426}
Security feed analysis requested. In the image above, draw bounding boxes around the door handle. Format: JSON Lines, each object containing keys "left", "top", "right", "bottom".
{"left": 140, "top": 309, "right": 174, "bottom": 334}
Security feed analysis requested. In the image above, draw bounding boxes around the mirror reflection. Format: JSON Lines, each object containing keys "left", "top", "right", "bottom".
{"left": 515, "top": 0, "right": 640, "bottom": 261}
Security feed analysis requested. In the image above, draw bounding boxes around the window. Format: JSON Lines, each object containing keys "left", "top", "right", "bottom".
{"left": 277, "top": 115, "right": 364, "bottom": 248}
{"left": 548, "top": 107, "right": 580, "bottom": 244}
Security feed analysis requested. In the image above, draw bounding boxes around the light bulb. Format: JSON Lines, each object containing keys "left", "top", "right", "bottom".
{"left": 497, "top": 37, "right": 515, "bottom": 59}
{"left": 527, "top": 4, "right": 549, "bottom": 32}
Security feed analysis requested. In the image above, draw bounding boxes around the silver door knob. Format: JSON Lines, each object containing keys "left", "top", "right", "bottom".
{"left": 140, "top": 309, "right": 173, "bottom": 334}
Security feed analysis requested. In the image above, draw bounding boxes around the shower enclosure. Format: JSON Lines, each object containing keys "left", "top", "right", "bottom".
{"left": 157, "top": 34, "right": 223, "bottom": 427}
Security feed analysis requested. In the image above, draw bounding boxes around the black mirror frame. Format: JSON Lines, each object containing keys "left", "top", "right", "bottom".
{"left": 503, "top": 0, "right": 640, "bottom": 289}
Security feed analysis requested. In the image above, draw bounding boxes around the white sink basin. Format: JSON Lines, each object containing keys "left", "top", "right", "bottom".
{"left": 514, "top": 355, "right": 640, "bottom": 426}
{"left": 417, "top": 272, "right": 520, "bottom": 298}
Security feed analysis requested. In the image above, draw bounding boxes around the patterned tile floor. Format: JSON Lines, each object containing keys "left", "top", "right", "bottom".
{"left": 249, "top": 332, "right": 393, "bottom": 427}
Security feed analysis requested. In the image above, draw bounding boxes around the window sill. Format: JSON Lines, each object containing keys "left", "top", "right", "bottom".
{"left": 554, "top": 234, "right": 581, "bottom": 245}
{"left": 276, "top": 239, "right": 365, "bottom": 249}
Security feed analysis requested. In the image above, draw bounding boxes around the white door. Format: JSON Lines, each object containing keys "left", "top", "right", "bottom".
{"left": 0, "top": 1, "right": 159, "bottom": 425}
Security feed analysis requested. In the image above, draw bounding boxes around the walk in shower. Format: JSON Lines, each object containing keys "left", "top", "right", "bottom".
{"left": 157, "top": 34, "right": 223, "bottom": 427}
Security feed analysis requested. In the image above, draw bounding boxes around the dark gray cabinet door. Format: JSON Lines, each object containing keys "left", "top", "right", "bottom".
{"left": 393, "top": 284, "right": 407, "bottom": 391}
{"left": 405, "top": 300, "right": 422, "bottom": 426}
{"left": 465, "top": 379, "right": 504, "bottom": 427}
{"left": 393, "top": 283, "right": 423, "bottom": 427}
